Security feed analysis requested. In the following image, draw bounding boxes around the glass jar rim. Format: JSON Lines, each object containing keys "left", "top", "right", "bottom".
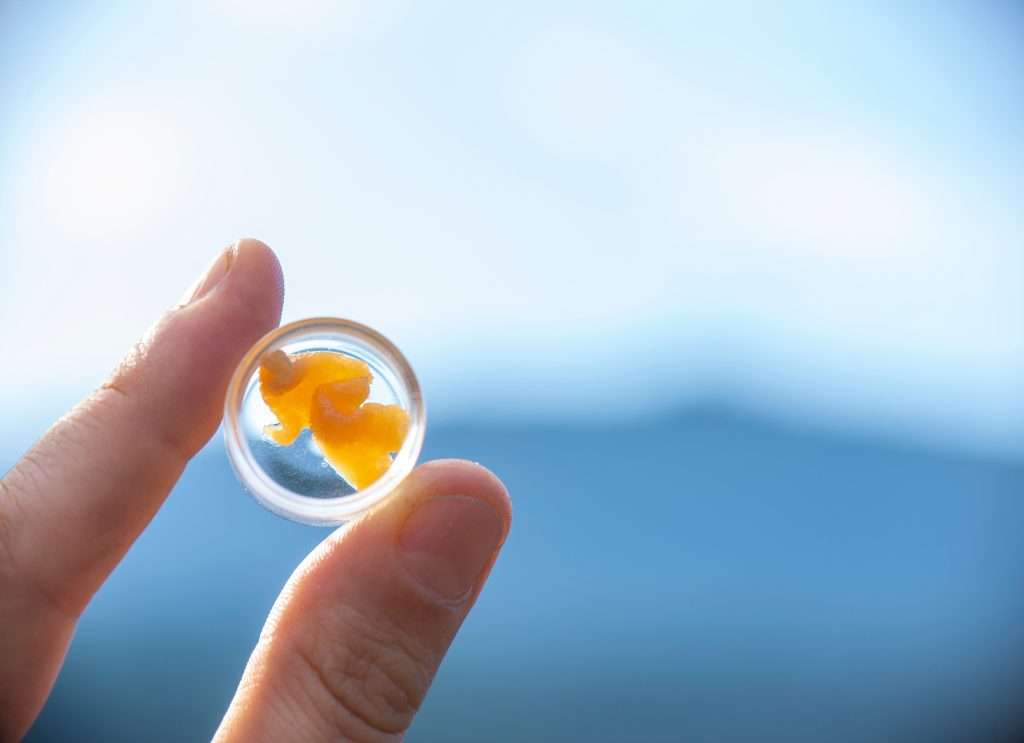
{"left": 223, "top": 317, "right": 426, "bottom": 525}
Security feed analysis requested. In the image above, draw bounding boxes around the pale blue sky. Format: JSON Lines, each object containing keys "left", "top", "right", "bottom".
{"left": 1, "top": 1, "right": 1021, "bottom": 454}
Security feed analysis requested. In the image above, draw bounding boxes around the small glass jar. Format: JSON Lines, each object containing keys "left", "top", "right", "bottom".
{"left": 223, "top": 317, "right": 425, "bottom": 525}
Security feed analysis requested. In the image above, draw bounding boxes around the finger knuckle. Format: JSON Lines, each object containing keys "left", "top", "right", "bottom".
{"left": 293, "top": 605, "right": 433, "bottom": 741}
{"left": 98, "top": 375, "right": 195, "bottom": 468}
{"left": 0, "top": 453, "right": 88, "bottom": 620}
{"left": 0, "top": 479, "right": 20, "bottom": 580}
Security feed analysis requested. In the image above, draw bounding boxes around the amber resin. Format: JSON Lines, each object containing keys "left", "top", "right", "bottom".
{"left": 258, "top": 349, "right": 410, "bottom": 489}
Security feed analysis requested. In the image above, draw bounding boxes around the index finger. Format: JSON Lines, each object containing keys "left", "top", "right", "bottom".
{"left": 0, "top": 239, "right": 283, "bottom": 740}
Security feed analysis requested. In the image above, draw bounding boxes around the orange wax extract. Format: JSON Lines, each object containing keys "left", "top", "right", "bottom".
{"left": 258, "top": 349, "right": 411, "bottom": 489}
{"left": 224, "top": 317, "right": 425, "bottom": 525}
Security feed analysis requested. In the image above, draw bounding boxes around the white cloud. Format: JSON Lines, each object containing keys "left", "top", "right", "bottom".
{"left": 25, "top": 106, "right": 195, "bottom": 240}
{"left": 510, "top": 26, "right": 676, "bottom": 160}
{"left": 198, "top": 0, "right": 403, "bottom": 47}
{"left": 505, "top": 23, "right": 1023, "bottom": 451}
{"left": 1, "top": 8, "right": 1020, "bottom": 456}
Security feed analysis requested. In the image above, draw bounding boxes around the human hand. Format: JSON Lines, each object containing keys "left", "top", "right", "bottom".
{"left": 0, "top": 240, "right": 512, "bottom": 742}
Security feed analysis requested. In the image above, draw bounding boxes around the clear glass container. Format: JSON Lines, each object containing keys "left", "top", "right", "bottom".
{"left": 223, "top": 317, "right": 425, "bottom": 526}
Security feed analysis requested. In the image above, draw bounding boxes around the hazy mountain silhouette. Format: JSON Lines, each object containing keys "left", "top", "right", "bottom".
{"left": 25, "top": 405, "right": 1024, "bottom": 742}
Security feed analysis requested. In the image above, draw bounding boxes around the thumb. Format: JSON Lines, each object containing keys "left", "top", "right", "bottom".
{"left": 214, "top": 460, "right": 512, "bottom": 743}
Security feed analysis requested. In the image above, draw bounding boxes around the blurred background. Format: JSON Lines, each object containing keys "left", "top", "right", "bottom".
{"left": 2, "top": 1, "right": 1022, "bottom": 741}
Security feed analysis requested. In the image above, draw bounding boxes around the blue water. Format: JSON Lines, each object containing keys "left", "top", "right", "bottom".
{"left": 21, "top": 406, "right": 1024, "bottom": 742}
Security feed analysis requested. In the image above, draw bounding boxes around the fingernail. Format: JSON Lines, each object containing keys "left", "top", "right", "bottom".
{"left": 399, "top": 496, "right": 504, "bottom": 601}
{"left": 180, "top": 244, "right": 236, "bottom": 306}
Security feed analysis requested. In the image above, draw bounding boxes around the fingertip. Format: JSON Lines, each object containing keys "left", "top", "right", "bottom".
{"left": 403, "top": 459, "right": 512, "bottom": 538}
{"left": 225, "top": 238, "right": 285, "bottom": 328}
{"left": 215, "top": 458, "right": 512, "bottom": 741}
{"left": 234, "top": 237, "right": 281, "bottom": 279}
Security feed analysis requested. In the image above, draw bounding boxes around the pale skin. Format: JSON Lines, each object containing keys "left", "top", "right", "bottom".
{"left": 0, "top": 240, "right": 512, "bottom": 742}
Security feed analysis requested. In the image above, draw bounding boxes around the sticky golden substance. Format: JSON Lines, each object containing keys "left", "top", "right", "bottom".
{"left": 258, "top": 350, "right": 410, "bottom": 489}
